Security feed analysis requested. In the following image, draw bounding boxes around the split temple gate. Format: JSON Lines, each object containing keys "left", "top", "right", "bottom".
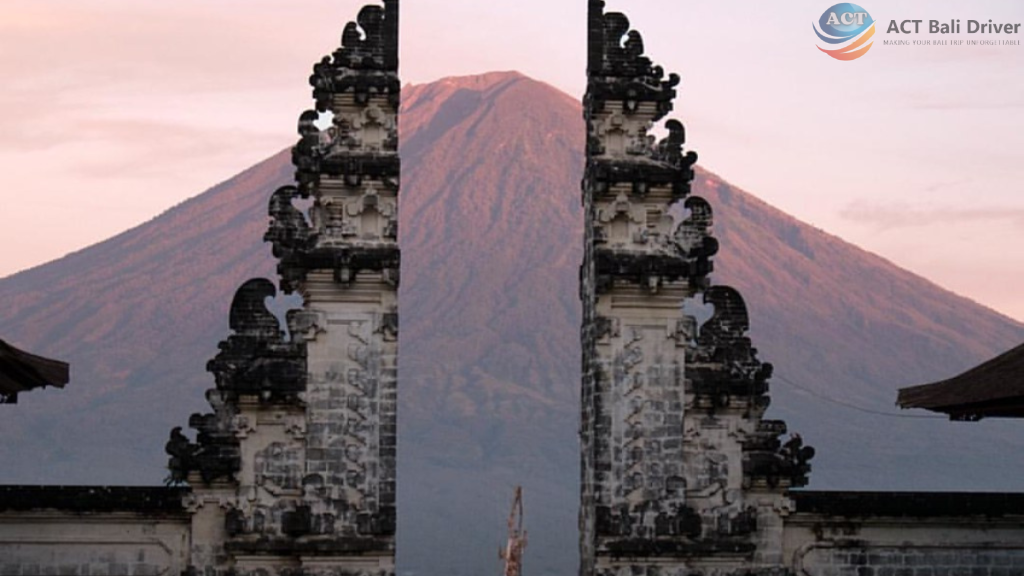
{"left": 3, "top": 2, "right": 1024, "bottom": 576}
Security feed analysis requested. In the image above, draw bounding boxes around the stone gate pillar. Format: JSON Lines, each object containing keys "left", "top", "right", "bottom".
{"left": 168, "top": 2, "right": 401, "bottom": 575}
{"left": 579, "top": 3, "right": 813, "bottom": 575}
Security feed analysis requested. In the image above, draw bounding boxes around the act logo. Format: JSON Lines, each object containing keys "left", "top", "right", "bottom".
{"left": 814, "top": 3, "right": 875, "bottom": 60}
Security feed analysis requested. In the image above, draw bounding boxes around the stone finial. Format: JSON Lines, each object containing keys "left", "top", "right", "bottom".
{"left": 587, "top": 0, "right": 680, "bottom": 119}
{"left": 675, "top": 196, "right": 719, "bottom": 281}
{"left": 208, "top": 279, "right": 305, "bottom": 403}
{"left": 688, "top": 286, "right": 774, "bottom": 394}
{"left": 227, "top": 279, "right": 281, "bottom": 340}
{"left": 309, "top": 0, "right": 401, "bottom": 111}
{"left": 265, "top": 186, "right": 312, "bottom": 259}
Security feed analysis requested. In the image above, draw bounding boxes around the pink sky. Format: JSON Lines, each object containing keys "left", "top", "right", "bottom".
{"left": 2, "top": 0, "right": 1024, "bottom": 322}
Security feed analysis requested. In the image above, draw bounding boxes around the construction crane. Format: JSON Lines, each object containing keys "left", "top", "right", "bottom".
{"left": 499, "top": 486, "right": 527, "bottom": 576}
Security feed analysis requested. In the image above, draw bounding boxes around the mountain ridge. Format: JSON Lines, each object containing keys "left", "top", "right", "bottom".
{"left": 2, "top": 71, "right": 1023, "bottom": 576}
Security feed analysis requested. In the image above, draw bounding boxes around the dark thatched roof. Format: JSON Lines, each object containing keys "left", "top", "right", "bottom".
{"left": 0, "top": 338, "right": 69, "bottom": 404}
{"left": 897, "top": 343, "right": 1024, "bottom": 420}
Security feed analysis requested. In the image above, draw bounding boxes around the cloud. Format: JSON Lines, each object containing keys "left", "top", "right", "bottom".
{"left": 0, "top": 2, "right": 338, "bottom": 102}
{"left": 907, "top": 94, "right": 1024, "bottom": 111}
{"left": 61, "top": 119, "right": 287, "bottom": 180}
{"left": 841, "top": 201, "right": 1024, "bottom": 231}
{"left": 0, "top": 94, "right": 289, "bottom": 174}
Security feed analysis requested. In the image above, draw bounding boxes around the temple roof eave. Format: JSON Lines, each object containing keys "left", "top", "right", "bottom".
{"left": 897, "top": 342, "right": 1024, "bottom": 419}
{"left": 0, "top": 338, "right": 69, "bottom": 402}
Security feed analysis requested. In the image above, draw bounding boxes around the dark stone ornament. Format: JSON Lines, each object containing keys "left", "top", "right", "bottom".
{"left": 166, "top": 279, "right": 306, "bottom": 485}
{"left": 744, "top": 428, "right": 816, "bottom": 488}
{"left": 207, "top": 278, "right": 306, "bottom": 404}
{"left": 266, "top": 186, "right": 313, "bottom": 259}
{"left": 309, "top": 0, "right": 400, "bottom": 112}
{"left": 587, "top": 0, "right": 681, "bottom": 119}
{"left": 687, "top": 286, "right": 775, "bottom": 404}
{"left": 283, "top": 0, "right": 402, "bottom": 292}
{"left": 164, "top": 426, "right": 197, "bottom": 486}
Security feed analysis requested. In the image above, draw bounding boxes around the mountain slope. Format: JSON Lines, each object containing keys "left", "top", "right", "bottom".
{"left": 1, "top": 71, "right": 1022, "bottom": 576}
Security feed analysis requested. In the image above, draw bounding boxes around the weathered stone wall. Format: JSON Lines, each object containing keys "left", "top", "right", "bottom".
{"left": 784, "top": 492, "right": 1024, "bottom": 576}
{"left": 797, "top": 546, "right": 1024, "bottom": 576}
{"left": 0, "top": 486, "right": 190, "bottom": 576}
{"left": 0, "top": 516, "right": 189, "bottom": 576}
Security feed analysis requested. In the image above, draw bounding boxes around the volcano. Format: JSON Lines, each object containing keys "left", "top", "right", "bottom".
{"left": 1, "top": 71, "right": 1021, "bottom": 576}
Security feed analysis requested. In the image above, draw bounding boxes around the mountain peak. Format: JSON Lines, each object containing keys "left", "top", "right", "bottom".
{"left": 403, "top": 71, "right": 574, "bottom": 114}
{"left": 2, "top": 72, "right": 1023, "bottom": 576}
{"left": 400, "top": 71, "right": 580, "bottom": 165}
{"left": 418, "top": 70, "right": 527, "bottom": 89}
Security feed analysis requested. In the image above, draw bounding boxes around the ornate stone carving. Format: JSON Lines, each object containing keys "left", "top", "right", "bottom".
{"left": 177, "top": 1, "right": 401, "bottom": 570}
{"left": 581, "top": 2, "right": 811, "bottom": 574}
{"left": 687, "top": 287, "right": 773, "bottom": 403}
{"left": 165, "top": 426, "right": 200, "bottom": 485}
{"left": 309, "top": 0, "right": 400, "bottom": 112}
{"left": 167, "top": 279, "right": 307, "bottom": 486}
{"left": 283, "top": 19, "right": 402, "bottom": 292}
{"left": 675, "top": 197, "right": 718, "bottom": 282}
{"left": 266, "top": 186, "right": 313, "bottom": 259}
{"left": 587, "top": 0, "right": 680, "bottom": 118}
{"left": 743, "top": 424, "right": 815, "bottom": 489}
{"left": 207, "top": 279, "right": 306, "bottom": 404}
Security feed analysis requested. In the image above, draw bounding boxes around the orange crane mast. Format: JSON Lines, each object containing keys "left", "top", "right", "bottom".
{"left": 499, "top": 486, "right": 527, "bottom": 576}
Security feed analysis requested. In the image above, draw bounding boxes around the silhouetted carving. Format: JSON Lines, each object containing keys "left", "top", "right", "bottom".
{"left": 654, "top": 120, "right": 699, "bottom": 173}
{"left": 184, "top": 410, "right": 241, "bottom": 484}
{"left": 745, "top": 431, "right": 816, "bottom": 488}
{"left": 287, "top": 3, "right": 402, "bottom": 290}
{"left": 208, "top": 279, "right": 305, "bottom": 402}
{"left": 228, "top": 279, "right": 280, "bottom": 337}
{"left": 309, "top": 0, "right": 400, "bottom": 111}
{"left": 688, "top": 286, "right": 774, "bottom": 402}
{"left": 782, "top": 434, "right": 816, "bottom": 470}
{"left": 266, "top": 186, "right": 312, "bottom": 258}
{"left": 587, "top": 0, "right": 680, "bottom": 118}
{"left": 675, "top": 196, "right": 719, "bottom": 280}
{"left": 167, "top": 279, "right": 305, "bottom": 485}
{"left": 164, "top": 426, "right": 198, "bottom": 485}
